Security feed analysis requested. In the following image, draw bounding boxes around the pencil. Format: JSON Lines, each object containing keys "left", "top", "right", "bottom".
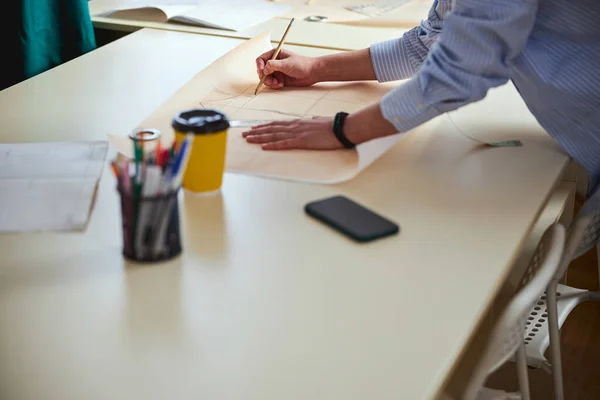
{"left": 254, "top": 18, "right": 295, "bottom": 95}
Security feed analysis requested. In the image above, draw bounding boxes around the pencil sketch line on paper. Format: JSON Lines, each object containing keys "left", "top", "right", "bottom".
{"left": 198, "top": 84, "right": 373, "bottom": 122}
{"left": 241, "top": 108, "right": 305, "bottom": 118}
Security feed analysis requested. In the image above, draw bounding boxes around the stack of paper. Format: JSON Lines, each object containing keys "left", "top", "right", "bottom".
{"left": 0, "top": 141, "right": 109, "bottom": 232}
{"left": 95, "top": 0, "right": 292, "bottom": 31}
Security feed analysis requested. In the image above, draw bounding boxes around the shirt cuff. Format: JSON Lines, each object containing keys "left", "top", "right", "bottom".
{"left": 379, "top": 76, "right": 443, "bottom": 133}
{"left": 370, "top": 36, "right": 416, "bottom": 83}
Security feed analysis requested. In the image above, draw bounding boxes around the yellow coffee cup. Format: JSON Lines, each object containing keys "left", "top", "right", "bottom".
{"left": 172, "top": 109, "right": 229, "bottom": 193}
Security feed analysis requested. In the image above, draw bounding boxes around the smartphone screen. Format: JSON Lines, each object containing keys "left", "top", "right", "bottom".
{"left": 304, "top": 195, "right": 399, "bottom": 243}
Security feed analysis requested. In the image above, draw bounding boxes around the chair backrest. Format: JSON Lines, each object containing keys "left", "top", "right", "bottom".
{"left": 462, "top": 223, "right": 566, "bottom": 400}
{"left": 570, "top": 213, "right": 600, "bottom": 261}
{"left": 571, "top": 184, "right": 600, "bottom": 260}
{"left": 550, "top": 213, "right": 599, "bottom": 281}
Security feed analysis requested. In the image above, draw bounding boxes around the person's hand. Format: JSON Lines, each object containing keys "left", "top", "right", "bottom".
{"left": 256, "top": 49, "right": 320, "bottom": 89}
{"left": 242, "top": 103, "right": 398, "bottom": 151}
{"left": 242, "top": 116, "right": 343, "bottom": 150}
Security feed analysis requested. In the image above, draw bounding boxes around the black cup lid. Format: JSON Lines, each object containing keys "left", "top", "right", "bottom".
{"left": 172, "top": 108, "right": 230, "bottom": 134}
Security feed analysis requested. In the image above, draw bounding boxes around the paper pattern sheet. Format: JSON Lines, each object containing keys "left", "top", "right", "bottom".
{"left": 335, "top": 0, "right": 433, "bottom": 27}
{"left": 0, "top": 142, "right": 109, "bottom": 232}
{"left": 275, "top": 0, "right": 430, "bottom": 27}
{"left": 277, "top": 0, "right": 367, "bottom": 23}
{"left": 110, "top": 34, "right": 437, "bottom": 183}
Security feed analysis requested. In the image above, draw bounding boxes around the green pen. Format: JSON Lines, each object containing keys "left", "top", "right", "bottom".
{"left": 132, "top": 138, "right": 144, "bottom": 254}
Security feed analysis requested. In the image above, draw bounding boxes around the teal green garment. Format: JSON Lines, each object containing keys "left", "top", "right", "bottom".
{"left": 1, "top": 0, "right": 96, "bottom": 90}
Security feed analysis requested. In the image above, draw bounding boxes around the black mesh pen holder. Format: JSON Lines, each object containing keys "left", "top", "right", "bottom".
{"left": 118, "top": 186, "right": 183, "bottom": 263}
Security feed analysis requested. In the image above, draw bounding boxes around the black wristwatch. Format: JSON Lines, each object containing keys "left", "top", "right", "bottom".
{"left": 332, "top": 112, "right": 356, "bottom": 149}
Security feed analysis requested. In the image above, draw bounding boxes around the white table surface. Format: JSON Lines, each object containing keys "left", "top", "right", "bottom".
{"left": 0, "top": 29, "right": 570, "bottom": 400}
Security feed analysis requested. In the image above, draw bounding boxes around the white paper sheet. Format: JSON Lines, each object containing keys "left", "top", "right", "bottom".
{"left": 95, "top": 0, "right": 201, "bottom": 11}
{"left": 0, "top": 141, "right": 109, "bottom": 232}
{"left": 172, "top": 0, "right": 293, "bottom": 31}
{"left": 95, "top": 4, "right": 196, "bottom": 22}
{"left": 95, "top": 0, "right": 292, "bottom": 31}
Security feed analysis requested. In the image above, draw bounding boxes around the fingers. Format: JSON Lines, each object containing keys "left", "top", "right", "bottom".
{"left": 242, "top": 119, "right": 299, "bottom": 135}
{"left": 242, "top": 126, "right": 289, "bottom": 138}
{"left": 262, "top": 139, "right": 300, "bottom": 151}
{"left": 256, "top": 48, "right": 292, "bottom": 76}
{"left": 256, "top": 57, "right": 266, "bottom": 77}
{"left": 260, "top": 48, "right": 277, "bottom": 61}
{"left": 245, "top": 131, "right": 296, "bottom": 144}
{"left": 241, "top": 121, "right": 303, "bottom": 150}
{"left": 251, "top": 119, "right": 298, "bottom": 129}
{"left": 264, "top": 75, "right": 284, "bottom": 88}
{"left": 275, "top": 49, "right": 293, "bottom": 59}
{"left": 262, "top": 48, "right": 293, "bottom": 61}
{"left": 264, "top": 75, "right": 276, "bottom": 86}
{"left": 272, "top": 72, "right": 286, "bottom": 88}
{"left": 264, "top": 59, "right": 289, "bottom": 76}
{"left": 256, "top": 49, "right": 276, "bottom": 79}
{"left": 240, "top": 116, "right": 328, "bottom": 151}
{"left": 256, "top": 49, "right": 275, "bottom": 72}
{"left": 242, "top": 128, "right": 301, "bottom": 150}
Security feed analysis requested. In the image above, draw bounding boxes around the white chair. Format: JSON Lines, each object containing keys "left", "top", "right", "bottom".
{"left": 458, "top": 223, "right": 567, "bottom": 400}
{"left": 523, "top": 212, "right": 600, "bottom": 400}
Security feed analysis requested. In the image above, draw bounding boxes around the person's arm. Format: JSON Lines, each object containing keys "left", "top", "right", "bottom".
{"left": 311, "top": 49, "right": 377, "bottom": 82}
{"left": 313, "top": 0, "right": 451, "bottom": 83}
{"left": 257, "top": 0, "right": 450, "bottom": 88}
{"left": 368, "top": 0, "right": 451, "bottom": 82}
{"left": 346, "top": 0, "right": 540, "bottom": 144}
{"left": 245, "top": 0, "right": 539, "bottom": 151}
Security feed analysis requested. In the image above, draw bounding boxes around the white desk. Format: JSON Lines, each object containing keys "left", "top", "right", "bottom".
{"left": 88, "top": 2, "right": 408, "bottom": 51}
{"left": 0, "top": 29, "right": 570, "bottom": 400}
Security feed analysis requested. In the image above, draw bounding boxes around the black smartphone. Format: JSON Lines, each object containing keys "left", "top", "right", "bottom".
{"left": 304, "top": 195, "right": 399, "bottom": 243}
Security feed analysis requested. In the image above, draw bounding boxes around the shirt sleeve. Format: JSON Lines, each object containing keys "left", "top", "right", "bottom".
{"left": 376, "top": 0, "right": 540, "bottom": 134}
{"left": 370, "top": 0, "right": 452, "bottom": 82}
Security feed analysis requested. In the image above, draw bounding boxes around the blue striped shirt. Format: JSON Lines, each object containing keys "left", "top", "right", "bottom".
{"left": 369, "top": 0, "right": 600, "bottom": 250}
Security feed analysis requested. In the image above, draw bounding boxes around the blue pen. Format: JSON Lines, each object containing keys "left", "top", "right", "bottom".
{"left": 164, "top": 137, "right": 190, "bottom": 190}
{"left": 170, "top": 135, "right": 194, "bottom": 190}
{"left": 172, "top": 138, "right": 190, "bottom": 173}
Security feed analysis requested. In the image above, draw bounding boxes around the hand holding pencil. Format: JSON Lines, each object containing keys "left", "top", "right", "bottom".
{"left": 255, "top": 18, "right": 294, "bottom": 94}
{"left": 254, "top": 19, "right": 320, "bottom": 91}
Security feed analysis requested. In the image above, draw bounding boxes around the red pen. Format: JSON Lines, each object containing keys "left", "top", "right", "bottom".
{"left": 155, "top": 140, "right": 163, "bottom": 166}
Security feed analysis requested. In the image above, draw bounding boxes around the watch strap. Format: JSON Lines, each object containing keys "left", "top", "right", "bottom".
{"left": 332, "top": 112, "right": 356, "bottom": 149}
